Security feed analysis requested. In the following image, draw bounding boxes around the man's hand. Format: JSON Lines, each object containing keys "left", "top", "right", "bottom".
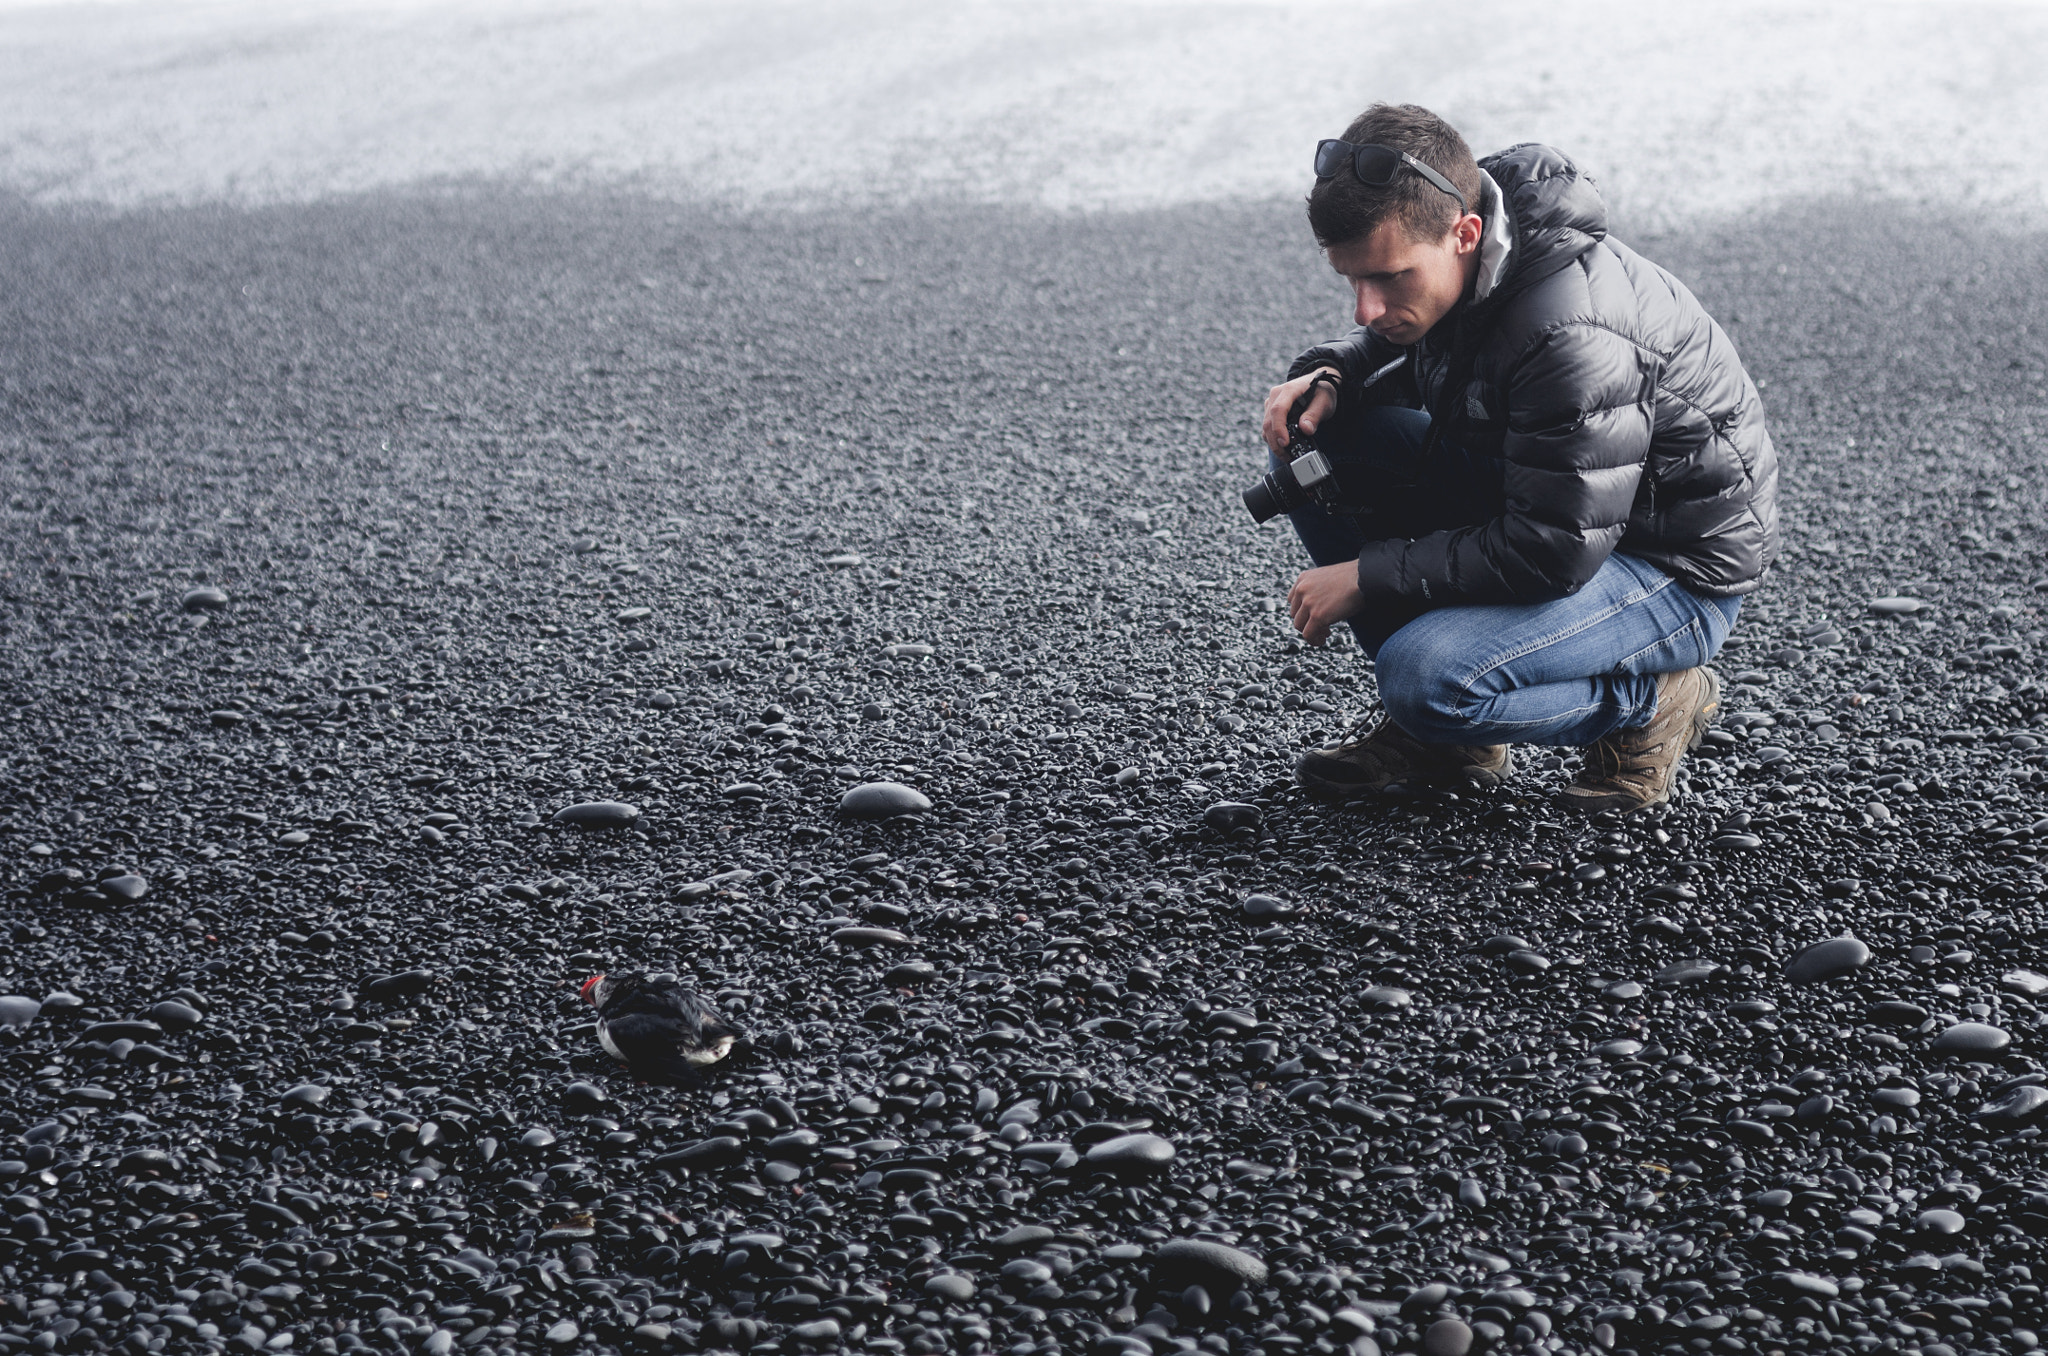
{"left": 1261, "top": 367, "right": 1340, "bottom": 454}
{"left": 1288, "top": 561, "right": 1363, "bottom": 647}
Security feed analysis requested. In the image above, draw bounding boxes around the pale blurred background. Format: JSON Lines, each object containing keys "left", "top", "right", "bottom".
{"left": 2, "top": 0, "right": 2045, "bottom": 231}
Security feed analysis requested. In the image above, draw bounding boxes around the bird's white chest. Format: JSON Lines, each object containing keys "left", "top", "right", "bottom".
{"left": 597, "top": 1023, "right": 628, "bottom": 1064}
{"left": 687, "top": 1035, "right": 736, "bottom": 1066}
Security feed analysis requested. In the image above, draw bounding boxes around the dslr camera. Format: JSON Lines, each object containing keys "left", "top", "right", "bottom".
{"left": 1243, "top": 372, "right": 1344, "bottom": 524}
{"left": 1242, "top": 432, "right": 1338, "bottom": 524}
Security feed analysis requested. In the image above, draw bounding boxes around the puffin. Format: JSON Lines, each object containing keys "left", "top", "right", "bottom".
{"left": 580, "top": 972, "right": 742, "bottom": 1085}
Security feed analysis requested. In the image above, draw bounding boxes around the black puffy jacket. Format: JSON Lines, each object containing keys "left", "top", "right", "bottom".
{"left": 1288, "top": 143, "right": 1778, "bottom": 608}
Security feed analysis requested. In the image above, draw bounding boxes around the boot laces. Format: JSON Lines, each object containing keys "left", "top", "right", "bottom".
{"left": 1333, "top": 714, "right": 1424, "bottom": 771}
{"left": 1586, "top": 730, "right": 1643, "bottom": 784}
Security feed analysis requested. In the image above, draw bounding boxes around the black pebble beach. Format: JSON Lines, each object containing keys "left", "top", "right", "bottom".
{"left": 3, "top": 188, "right": 2048, "bottom": 1356}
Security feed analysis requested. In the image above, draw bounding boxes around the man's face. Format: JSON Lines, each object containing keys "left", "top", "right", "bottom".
{"left": 1326, "top": 212, "right": 1482, "bottom": 345}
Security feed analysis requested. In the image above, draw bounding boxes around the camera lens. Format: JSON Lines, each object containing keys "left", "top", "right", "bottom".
{"left": 1242, "top": 477, "right": 1284, "bottom": 523}
{"left": 1242, "top": 459, "right": 1305, "bottom": 524}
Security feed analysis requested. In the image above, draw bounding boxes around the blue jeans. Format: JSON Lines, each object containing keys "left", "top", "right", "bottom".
{"left": 1277, "top": 406, "right": 1743, "bottom": 747}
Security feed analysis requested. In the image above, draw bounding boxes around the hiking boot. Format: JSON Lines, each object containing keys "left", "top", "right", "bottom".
{"left": 1560, "top": 666, "right": 1722, "bottom": 814}
{"left": 1295, "top": 716, "right": 1513, "bottom": 799}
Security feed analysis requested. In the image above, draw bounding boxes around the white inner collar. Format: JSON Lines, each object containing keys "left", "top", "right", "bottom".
{"left": 1472, "top": 169, "right": 1514, "bottom": 302}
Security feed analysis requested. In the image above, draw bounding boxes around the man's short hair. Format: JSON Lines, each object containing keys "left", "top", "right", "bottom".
{"left": 1307, "top": 103, "right": 1484, "bottom": 248}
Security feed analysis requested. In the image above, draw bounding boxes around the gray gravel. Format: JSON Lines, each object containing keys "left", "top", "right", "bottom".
{"left": 2, "top": 186, "right": 2048, "bottom": 1355}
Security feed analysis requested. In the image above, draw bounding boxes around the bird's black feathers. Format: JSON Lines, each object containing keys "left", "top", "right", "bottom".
{"left": 584, "top": 971, "right": 742, "bottom": 1086}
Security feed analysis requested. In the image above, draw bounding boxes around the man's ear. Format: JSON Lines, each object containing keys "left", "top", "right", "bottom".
{"left": 1452, "top": 212, "right": 1484, "bottom": 255}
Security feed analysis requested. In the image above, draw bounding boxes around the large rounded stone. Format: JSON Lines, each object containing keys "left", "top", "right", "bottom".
{"left": 98, "top": 874, "right": 149, "bottom": 903}
{"left": 1241, "top": 894, "right": 1295, "bottom": 921}
{"left": 1934, "top": 1021, "right": 2011, "bottom": 1056}
{"left": 1152, "top": 1239, "right": 1267, "bottom": 1294}
{"left": 830, "top": 926, "right": 911, "bottom": 948}
{"left": 1422, "top": 1319, "right": 1474, "bottom": 1356}
{"left": 181, "top": 586, "right": 230, "bottom": 611}
{"left": 924, "top": 1274, "right": 976, "bottom": 1304}
{"left": 1980, "top": 1084, "right": 2048, "bottom": 1126}
{"left": 1784, "top": 935, "right": 1871, "bottom": 984}
{"left": 0, "top": 996, "right": 39, "bottom": 1031}
{"left": 1203, "top": 801, "right": 1262, "bottom": 833}
{"left": 651, "top": 1136, "right": 745, "bottom": 1170}
{"left": 551, "top": 801, "right": 641, "bottom": 829}
{"left": 838, "top": 782, "right": 932, "bottom": 819}
{"left": 148, "top": 1000, "right": 204, "bottom": 1032}
{"left": 1084, "top": 1132, "right": 1175, "bottom": 1176}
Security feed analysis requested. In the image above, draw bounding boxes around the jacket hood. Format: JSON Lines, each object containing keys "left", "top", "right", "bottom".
{"left": 1478, "top": 143, "right": 1607, "bottom": 297}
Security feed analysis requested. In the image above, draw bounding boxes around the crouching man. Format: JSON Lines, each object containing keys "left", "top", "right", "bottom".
{"left": 1264, "top": 103, "right": 1778, "bottom": 814}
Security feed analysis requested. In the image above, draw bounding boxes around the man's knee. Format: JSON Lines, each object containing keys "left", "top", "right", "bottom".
{"left": 1376, "top": 624, "right": 1479, "bottom": 744}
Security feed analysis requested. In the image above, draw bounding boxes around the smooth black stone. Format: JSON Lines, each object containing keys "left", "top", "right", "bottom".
{"left": 831, "top": 926, "right": 911, "bottom": 948}
{"left": 148, "top": 1000, "right": 203, "bottom": 1030}
{"left": 98, "top": 874, "right": 148, "bottom": 902}
{"left": 1084, "top": 1132, "right": 1175, "bottom": 1175}
{"left": 991, "top": 1225, "right": 1056, "bottom": 1252}
{"left": 563, "top": 1081, "right": 610, "bottom": 1112}
{"left": 359, "top": 970, "right": 435, "bottom": 1003}
{"left": 117, "top": 1149, "right": 172, "bottom": 1176}
{"left": 181, "top": 586, "right": 230, "bottom": 611}
{"left": 1240, "top": 893, "right": 1295, "bottom": 920}
{"left": 1933, "top": 1021, "right": 2011, "bottom": 1055}
{"left": 838, "top": 782, "right": 931, "bottom": 819}
{"left": 1784, "top": 935, "right": 1871, "bottom": 984}
{"left": 766, "top": 1129, "right": 820, "bottom": 1157}
{"left": 652, "top": 1136, "right": 745, "bottom": 1168}
{"left": 924, "top": 1273, "right": 976, "bottom": 1303}
{"left": 1422, "top": 1319, "right": 1475, "bottom": 1356}
{"left": 551, "top": 800, "right": 641, "bottom": 829}
{"left": 1202, "top": 802, "right": 1261, "bottom": 833}
{"left": 1980, "top": 1084, "right": 2048, "bottom": 1125}
{"left": 0, "top": 997, "right": 40, "bottom": 1030}
{"left": 883, "top": 961, "right": 937, "bottom": 986}
{"left": 1152, "top": 1239, "right": 1267, "bottom": 1293}
{"left": 1654, "top": 957, "right": 1719, "bottom": 984}
{"left": 2005, "top": 968, "right": 2048, "bottom": 997}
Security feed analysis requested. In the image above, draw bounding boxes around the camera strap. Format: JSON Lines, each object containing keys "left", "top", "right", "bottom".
{"left": 1286, "top": 370, "right": 1344, "bottom": 445}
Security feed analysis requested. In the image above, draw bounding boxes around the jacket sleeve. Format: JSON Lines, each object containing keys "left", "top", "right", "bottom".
{"left": 1352, "top": 322, "right": 1655, "bottom": 607}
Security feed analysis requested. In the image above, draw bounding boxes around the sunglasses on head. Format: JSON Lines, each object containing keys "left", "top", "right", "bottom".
{"left": 1314, "top": 139, "right": 1467, "bottom": 216}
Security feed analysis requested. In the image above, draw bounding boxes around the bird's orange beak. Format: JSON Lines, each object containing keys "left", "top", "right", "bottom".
{"left": 580, "top": 974, "right": 604, "bottom": 1004}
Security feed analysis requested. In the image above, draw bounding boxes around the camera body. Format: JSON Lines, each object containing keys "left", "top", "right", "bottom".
{"left": 1243, "top": 434, "right": 1340, "bottom": 524}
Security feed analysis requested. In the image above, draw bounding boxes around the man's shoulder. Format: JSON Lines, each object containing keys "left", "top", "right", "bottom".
{"left": 1490, "top": 237, "right": 1695, "bottom": 343}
